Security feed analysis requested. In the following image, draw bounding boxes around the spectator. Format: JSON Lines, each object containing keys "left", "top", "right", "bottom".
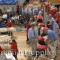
{"left": 47, "top": 14, "right": 55, "bottom": 22}
{"left": 0, "top": 46, "right": 3, "bottom": 54}
{"left": 0, "top": 22, "right": 7, "bottom": 28}
{"left": 16, "top": 5, "right": 20, "bottom": 15}
{"left": 7, "top": 8, "right": 11, "bottom": 19}
{"left": 47, "top": 30, "right": 58, "bottom": 60}
{"left": 10, "top": 39, "right": 18, "bottom": 59}
{"left": 14, "top": 14, "right": 19, "bottom": 24}
{"left": 11, "top": 15, "right": 16, "bottom": 23}
{"left": 2, "top": 13, "right": 7, "bottom": 23}
{"left": 7, "top": 8, "right": 11, "bottom": 13}
{"left": 50, "top": 20, "right": 59, "bottom": 34}
{"left": 19, "top": 15, "right": 24, "bottom": 26}
{"left": 28, "top": 22, "right": 38, "bottom": 55}
{"left": 26, "top": 22, "right": 31, "bottom": 44}
{"left": 0, "top": 17, "right": 3, "bottom": 23}
{"left": 38, "top": 23, "right": 45, "bottom": 36}
{"left": 47, "top": 21, "right": 52, "bottom": 30}
{"left": 36, "top": 37, "right": 47, "bottom": 57}
{"left": 6, "top": 20, "right": 13, "bottom": 27}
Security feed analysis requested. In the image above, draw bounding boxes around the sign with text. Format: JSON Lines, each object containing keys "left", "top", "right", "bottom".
{"left": 0, "top": 0, "right": 18, "bottom": 4}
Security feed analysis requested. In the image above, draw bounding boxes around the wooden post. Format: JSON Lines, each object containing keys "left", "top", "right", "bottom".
{"left": 43, "top": 3, "right": 47, "bottom": 26}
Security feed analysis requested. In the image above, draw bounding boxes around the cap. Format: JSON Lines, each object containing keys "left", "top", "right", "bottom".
{"left": 37, "top": 15, "right": 43, "bottom": 20}
{"left": 38, "top": 37, "right": 44, "bottom": 41}
{"left": 43, "top": 27, "right": 49, "bottom": 30}
{"left": 38, "top": 23, "right": 45, "bottom": 27}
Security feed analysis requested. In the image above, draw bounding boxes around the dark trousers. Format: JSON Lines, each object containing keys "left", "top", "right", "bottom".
{"left": 26, "top": 36, "right": 29, "bottom": 41}
{"left": 34, "top": 49, "right": 46, "bottom": 57}
{"left": 13, "top": 52, "right": 17, "bottom": 59}
{"left": 8, "top": 31, "right": 13, "bottom": 36}
{"left": 16, "top": 10, "right": 19, "bottom": 15}
{"left": 3, "top": 19, "right": 7, "bottom": 23}
{"left": 38, "top": 28, "right": 40, "bottom": 35}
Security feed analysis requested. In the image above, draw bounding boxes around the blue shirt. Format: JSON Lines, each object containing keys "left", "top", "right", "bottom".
{"left": 47, "top": 17, "right": 55, "bottom": 22}
{"left": 52, "top": 22, "right": 59, "bottom": 33}
{"left": 0, "top": 23, "right": 7, "bottom": 28}
{"left": 28, "top": 27, "right": 38, "bottom": 40}
{"left": 48, "top": 30, "right": 58, "bottom": 41}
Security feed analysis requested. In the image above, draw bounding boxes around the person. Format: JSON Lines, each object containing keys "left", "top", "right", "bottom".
{"left": 25, "top": 13, "right": 30, "bottom": 23}
{"left": 19, "top": 15, "right": 24, "bottom": 26}
{"left": 40, "top": 27, "right": 49, "bottom": 36}
{"left": 47, "top": 30, "right": 58, "bottom": 47}
{"left": 0, "top": 15, "right": 3, "bottom": 23}
{"left": 26, "top": 22, "right": 31, "bottom": 44}
{"left": 0, "top": 46, "right": 3, "bottom": 54}
{"left": 9, "top": 39, "right": 18, "bottom": 59}
{"left": 7, "top": 8, "right": 11, "bottom": 13}
{"left": 2, "top": 13, "right": 7, "bottom": 23}
{"left": 7, "top": 7, "right": 11, "bottom": 19}
{"left": 38, "top": 23, "right": 45, "bottom": 36}
{"left": 11, "top": 15, "right": 16, "bottom": 24}
{"left": 28, "top": 22, "right": 38, "bottom": 55}
{"left": 16, "top": 5, "right": 20, "bottom": 15}
{"left": 47, "top": 21, "right": 53, "bottom": 30}
{"left": 14, "top": 14, "right": 19, "bottom": 24}
{"left": 37, "top": 15, "right": 43, "bottom": 24}
{"left": 36, "top": 37, "right": 47, "bottom": 57}
{"left": 40, "top": 28, "right": 58, "bottom": 59}
{"left": 47, "top": 14, "right": 55, "bottom": 22}
{"left": 47, "top": 30, "right": 58, "bottom": 60}
{"left": 50, "top": 20, "right": 59, "bottom": 34}
{"left": 0, "top": 22, "right": 7, "bottom": 28}
{"left": 6, "top": 20, "right": 13, "bottom": 27}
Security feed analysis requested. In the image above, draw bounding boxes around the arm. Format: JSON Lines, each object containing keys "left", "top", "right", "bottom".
{"left": 28, "top": 29, "right": 31, "bottom": 40}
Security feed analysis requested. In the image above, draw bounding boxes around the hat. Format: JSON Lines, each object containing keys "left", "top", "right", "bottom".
{"left": 37, "top": 15, "right": 43, "bottom": 20}
{"left": 38, "top": 23, "right": 45, "bottom": 27}
{"left": 38, "top": 37, "right": 44, "bottom": 41}
{"left": 43, "top": 27, "right": 49, "bottom": 30}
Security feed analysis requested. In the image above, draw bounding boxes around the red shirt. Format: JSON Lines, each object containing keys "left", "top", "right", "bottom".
{"left": 6, "top": 22, "right": 13, "bottom": 27}
{"left": 10, "top": 42, "right": 18, "bottom": 52}
{"left": 50, "top": 8, "right": 57, "bottom": 16}
{"left": 16, "top": 5, "right": 19, "bottom": 10}
{"left": 26, "top": 23, "right": 31, "bottom": 36}
{"left": 38, "top": 37, "right": 44, "bottom": 41}
{"left": 37, "top": 44, "right": 47, "bottom": 50}
{"left": 0, "top": 46, "right": 3, "bottom": 54}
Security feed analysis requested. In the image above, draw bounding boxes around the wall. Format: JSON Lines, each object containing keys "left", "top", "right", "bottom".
{"left": 0, "top": 0, "right": 25, "bottom": 12}
{"left": 47, "top": 0, "right": 60, "bottom": 4}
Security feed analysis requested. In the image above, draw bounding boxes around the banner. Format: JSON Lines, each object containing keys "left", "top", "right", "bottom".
{"left": 40, "top": 0, "right": 46, "bottom": 2}
{"left": 0, "top": 0, "right": 18, "bottom": 4}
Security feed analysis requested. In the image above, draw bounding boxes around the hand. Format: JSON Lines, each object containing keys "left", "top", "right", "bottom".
{"left": 49, "top": 40, "right": 51, "bottom": 43}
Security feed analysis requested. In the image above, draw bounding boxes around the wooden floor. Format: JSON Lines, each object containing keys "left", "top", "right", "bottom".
{"left": 13, "top": 30, "right": 31, "bottom": 60}
{"left": 12, "top": 30, "right": 60, "bottom": 60}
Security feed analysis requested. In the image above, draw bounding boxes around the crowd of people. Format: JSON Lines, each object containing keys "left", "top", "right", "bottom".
{"left": 26, "top": 2, "right": 60, "bottom": 60}
{"left": 0, "top": 1, "right": 60, "bottom": 60}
